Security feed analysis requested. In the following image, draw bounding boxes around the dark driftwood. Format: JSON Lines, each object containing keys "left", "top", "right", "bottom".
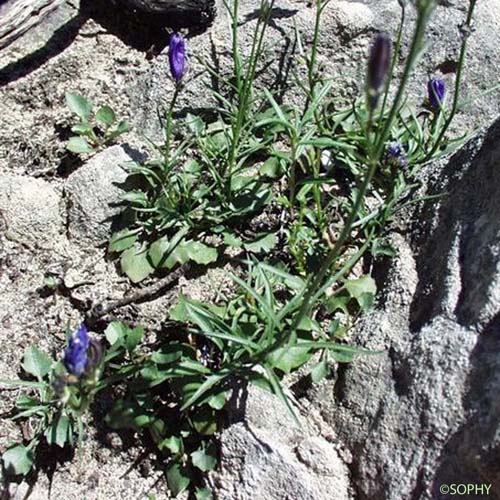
{"left": 0, "top": 0, "right": 216, "bottom": 52}
{"left": 0, "top": 0, "right": 66, "bottom": 51}
{"left": 122, "top": 0, "right": 214, "bottom": 14}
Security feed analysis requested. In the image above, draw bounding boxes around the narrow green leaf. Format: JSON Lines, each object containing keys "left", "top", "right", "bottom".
{"left": 263, "top": 365, "right": 300, "bottom": 427}
{"left": 180, "top": 373, "right": 227, "bottom": 411}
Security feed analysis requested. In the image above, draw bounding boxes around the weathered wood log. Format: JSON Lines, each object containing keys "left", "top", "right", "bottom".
{"left": 0, "top": 0, "right": 66, "bottom": 51}
{"left": 121, "top": 0, "right": 214, "bottom": 15}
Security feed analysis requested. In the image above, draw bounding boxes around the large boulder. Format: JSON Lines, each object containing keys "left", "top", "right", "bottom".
{"left": 64, "top": 145, "right": 141, "bottom": 247}
{"left": 0, "top": 174, "right": 64, "bottom": 246}
{"left": 209, "top": 387, "right": 352, "bottom": 500}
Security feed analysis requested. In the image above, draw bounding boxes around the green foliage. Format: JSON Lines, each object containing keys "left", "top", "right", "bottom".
{"left": 65, "top": 92, "right": 130, "bottom": 155}
{"left": 4, "top": 0, "right": 480, "bottom": 496}
{"left": 2, "top": 445, "right": 34, "bottom": 476}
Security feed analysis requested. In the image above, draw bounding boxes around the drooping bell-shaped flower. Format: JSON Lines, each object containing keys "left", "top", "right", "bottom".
{"left": 64, "top": 324, "right": 90, "bottom": 376}
{"left": 385, "top": 141, "right": 409, "bottom": 169}
{"left": 366, "top": 34, "right": 392, "bottom": 111}
{"left": 169, "top": 33, "right": 187, "bottom": 84}
{"left": 427, "top": 78, "right": 446, "bottom": 111}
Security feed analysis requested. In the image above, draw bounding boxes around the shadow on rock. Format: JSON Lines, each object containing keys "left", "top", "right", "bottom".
{"left": 409, "top": 116, "right": 500, "bottom": 331}
{"left": 431, "top": 312, "right": 500, "bottom": 499}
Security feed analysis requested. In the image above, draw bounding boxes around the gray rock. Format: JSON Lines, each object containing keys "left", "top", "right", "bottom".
{"left": 209, "top": 387, "right": 352, "bottom": 500}
{"left": 308, "top": 117, "right": 500, "bottom": 500}
{"left": 0, "top": 174, "right": 64, "bottom": 245}
{"left": 64, "top": 145, "right": 139, "bottom": 246}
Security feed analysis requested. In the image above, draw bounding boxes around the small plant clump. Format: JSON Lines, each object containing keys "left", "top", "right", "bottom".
{"left": 1, "top": 0, "right": 479, "bottom": 496}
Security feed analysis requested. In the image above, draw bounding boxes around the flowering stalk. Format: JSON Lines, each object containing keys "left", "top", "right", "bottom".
{"left": 366, "top": 34, "right": 392, "bottom": 113}
{"left": 377, "top": 2, "right": 407, "bottom": 141}
{"left": 289, "top": 0, "right": 439, "bottom": 329}
{"left": 164, "top": 33, "right": 187, "bottom": 168}
{"left": 427, "top": 77, "right": 446, "bottom": 111}
{"left": 423, "top": 0, "right": 477, "bottom": 161}
{"left": 224, "top": 0, "right": 275, "bottom": 190}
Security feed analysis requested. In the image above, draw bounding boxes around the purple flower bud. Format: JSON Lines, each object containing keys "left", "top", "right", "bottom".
{"left": 169, "top": 33, "right": 186, "bottom": 83}
{"left": 64, "top": 324, "right": 89, "bottom": 376}
{"left": 427, "top": 78, "right": 446, "bottom": 111}
{"left": 367, "top": 34, "right": 392, "bottom": 110}
{"left": 385, "top": 141, "right": 409, "bottom": 169}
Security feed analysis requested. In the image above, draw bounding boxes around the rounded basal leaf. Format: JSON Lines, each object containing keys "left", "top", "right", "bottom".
{"left": 108, "top": 229, "right": 139, "bottom": 253}
{"left": 267, "top": 344, "right": 312, "bottom": 374}
{"left": 2, "top": 445, "right": 34, "bottom": 476}
{"left": 344, "top": 275, "right": 377, "bottom": 311}
{"left": 191, "top": 408, "right": 218, "bottom": 435}
{"left": 191, "top": 442, "right": 217, "bottom": 472}
{"left": 148, "top": 236, "right": 170, "bottom": 268}
{"left": 154, "top": 240, "right": 218, "bottom": 270}
{"left": 310, "top": 359, "right": 330, "bottom": 384}
{"left": 120, "top": 244, "right": 154, "bottom": 283}
{"left": 22, "top": 346, "right": 52, "bottom": 380}
{"left": 195, "top": 487, "right": 214, "bottom": 500}
{"left": 184, "top": 241, "right": 218, "bottom": 265}
{"left": 45, "top": 414, "right": 70, "bottom": 448}
{"left": 96, "top": 105, "right": 116, "bottom": 127}
{"left": 159, "top": 436, "right": 184, "bottom": 455}
{"left": 71, "top": 122, "right": 93, "bottom": 135}
{"left": 125, "top": 326, "right": 144, "bottom": 353}
{"left": 166, "top": 462, "right": 191, "bottom": 496}
{"left": 222, "top": 232, "right": 243, "bottom": 248}
{"left": 67, "top": 136, "right": 94, "bottom": 154}
{"left": 65, "top": 92, "right": 93, "bottom": 119}
{"left": 243, "top": 233, "right": 277, "bottom": 253}
{"left": 208, "top": 391, "right": 227, "bottom": 410}
{"left": 104, "top": 321, "right": 127, "bottom": 346}
{"left": 259, "top": 157, "right": 283, "bottom": 179}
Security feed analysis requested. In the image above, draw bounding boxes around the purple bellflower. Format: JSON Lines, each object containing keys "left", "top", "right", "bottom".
{"left": 169, "top": 33, "right": 187, "bottom": 84}
{"left": 427, "top": 78, "right": 446, "bottom": 111}
{"left": 386, "top": 141, "right": 409, "bottom": 169}
{"left": 367, "top": 34, "right": 392, "bottom": 111}
{"left": 64, "top": 324, "right": 90, "bottom": 376}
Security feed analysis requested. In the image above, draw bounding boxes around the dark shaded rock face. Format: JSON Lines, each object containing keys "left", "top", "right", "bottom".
{"left": 309, "top": 116, "right": 500, "bottom": 500}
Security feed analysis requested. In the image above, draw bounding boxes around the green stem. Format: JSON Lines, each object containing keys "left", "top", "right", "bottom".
{"left": 225, "top": 0, "right": 274, "bottom": 190}
{"left": 423, "top": 0, "right": 477, "bottom": 161}
{"left": 164, "top": 85, "right": 181, "bottom": 169}
{"left": 377, "top": 5, "right": 406, "bottom": 143}
{"left": 289, "top": 0, "right": 437, "bottom": 330}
